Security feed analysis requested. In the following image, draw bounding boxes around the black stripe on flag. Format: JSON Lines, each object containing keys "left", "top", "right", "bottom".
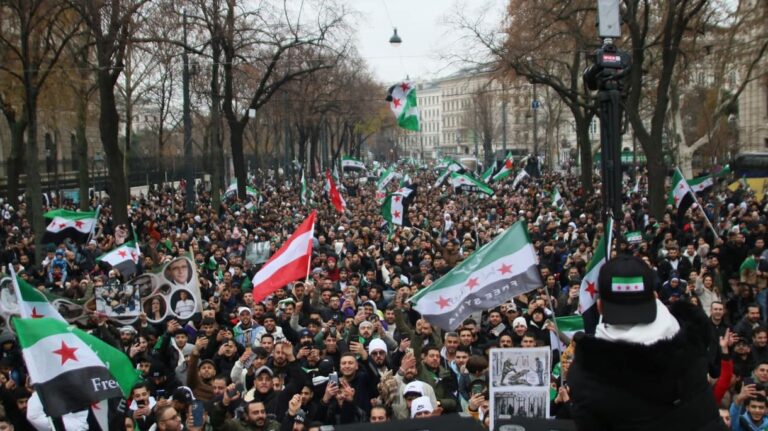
{"left": 422, "top": 264, "right": 542, "bottom": 330}
{"left": 36, "top": 366, "right": 123, "bottom": 417}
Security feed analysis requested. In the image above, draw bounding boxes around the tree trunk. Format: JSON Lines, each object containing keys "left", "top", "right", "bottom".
{"left": 24, "top": 95, "right": 44, "bottom": 263}
{"left": 646, "top": 150, "right": 666, "bottom": 217}
{"left": 210, "top": 51, "right": 223, "bottom": 209}
{"left": 229, "top": 121, "right": 247, "bottom": 198}
{"left": 6, "top": 120, "right": 26, "bottom": 205}
{"left": 483, "top": 136, "right": 493, "bottom": 168}
{"left": 75, "top": 95, "right": 90, "bottom": 211}
{"left": 575, "top": 114, "right": 593, "bottom": 195}
{"left": 97, "top": 72, "right": 129, "bottom": 225}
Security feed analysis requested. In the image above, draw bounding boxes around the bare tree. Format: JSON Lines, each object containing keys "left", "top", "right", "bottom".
{"left": 669, "top": 0, "right": 768, "bottom": 176}
{"left": 451, "top": 0, "right": 599, "bottom": 192}
{"left": 69, "top": 0, "right": 151, "bottom": 226}
{"left": 0, "top": 0, "right": 81, "bottom": 262}
{"left": 220, "top": 0, "right": 349, "bottom": 199}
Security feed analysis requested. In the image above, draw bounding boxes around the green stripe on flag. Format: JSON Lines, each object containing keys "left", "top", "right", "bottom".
{"left": 43, "top": 209, "right": 97, "bottom": 220}
{"left": 612, "top": 276, "right": 643, "bottom": 284}
{"left": 555, "top": 315, "right": 584, "bottom": 334}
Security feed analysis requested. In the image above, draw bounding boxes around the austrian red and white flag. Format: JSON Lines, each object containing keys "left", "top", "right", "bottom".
{"left": 326, "top": 170, "right": 346, "bottom": 213}
{"left": 252, "top": 210, "right": 316, "bottom": 303}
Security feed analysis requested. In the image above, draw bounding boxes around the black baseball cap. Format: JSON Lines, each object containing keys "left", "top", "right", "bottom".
{"left": 598, "top": 255, "right": 657, "bottom": 325}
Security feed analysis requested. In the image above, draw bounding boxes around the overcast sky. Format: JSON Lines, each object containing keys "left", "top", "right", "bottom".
{"left": 353, "top": 0, "right": 507, "bottom": 84}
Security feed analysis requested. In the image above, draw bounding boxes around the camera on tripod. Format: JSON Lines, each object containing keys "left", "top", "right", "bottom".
{"left": 583, "top": 43, "right": 631, "bottom": 91}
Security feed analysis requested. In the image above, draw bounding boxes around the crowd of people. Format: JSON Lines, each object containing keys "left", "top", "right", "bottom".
{"left": 0, "top": 162, "right": 766, "bottom": 431}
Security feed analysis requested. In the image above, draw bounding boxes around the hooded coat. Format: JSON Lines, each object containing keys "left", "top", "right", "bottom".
{"left": 568, "top": 301, "right": 727, "bottom": 431}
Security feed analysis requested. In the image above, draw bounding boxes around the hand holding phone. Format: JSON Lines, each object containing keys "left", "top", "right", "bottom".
{"left": 191, "top": 400, "right": 206, "bottom": 427}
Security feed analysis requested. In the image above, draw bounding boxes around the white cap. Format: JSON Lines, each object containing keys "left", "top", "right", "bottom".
{"left": 367, "top": 338, "right": 387, "bottom": 354}
{"left": 513, "top": 316, "right": 528, "bottom": 328}
{"left": 403, "top": 381, "right": 424, "bottom": 396}
{"left": 410, "top": 396, "right": 433, "bottom": 418}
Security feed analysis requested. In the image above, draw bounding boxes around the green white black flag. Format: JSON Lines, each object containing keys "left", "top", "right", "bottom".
{"left": 15, "top": 317, "right": 141, "bottom": 417}
{"left": 410, "top": 221, "right": 541, "bottom": 330}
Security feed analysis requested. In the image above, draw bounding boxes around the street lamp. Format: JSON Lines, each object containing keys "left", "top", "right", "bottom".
{"left": 389, "top": 28, "right": 402, "bottom": 47}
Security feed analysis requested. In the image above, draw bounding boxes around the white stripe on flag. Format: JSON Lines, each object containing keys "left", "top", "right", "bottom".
{"left": 24, "top": 333, "right": 105, "bottom": 384}
{"left": 250, "top": 231, "right": 313, "bottom": 287}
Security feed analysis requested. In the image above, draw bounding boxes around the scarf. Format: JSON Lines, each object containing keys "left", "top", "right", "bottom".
{"left": 595, "top": 299, "right": 680, "bottom": 346}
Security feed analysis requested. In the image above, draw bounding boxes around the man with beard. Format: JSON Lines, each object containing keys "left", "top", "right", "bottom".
{"left": 234, "top": 307, "right": 260, "bottom": 349}
{"left": 187, "top": 335, "right": 218, "bottom": 401}
{"left": 568, "top": 255, "right": 724, "bottom": 430}
{"left": 735, "top": 304, "right": 762, "bottom": 341}
{"left": 417, "top": 345, "right": 458, "bottom": 413}
{"left": 254, "top": 313, "right": 285, "bottom": 343}
{"left": 211, "top": 399, "right": 280, "bottom": 431}
{"left": 363, "top": 338, "right": 391, "bottom": 387}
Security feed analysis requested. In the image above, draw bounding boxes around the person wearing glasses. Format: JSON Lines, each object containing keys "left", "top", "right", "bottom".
{"left": 155, "top": 405, "right": 183, "bottom": 431}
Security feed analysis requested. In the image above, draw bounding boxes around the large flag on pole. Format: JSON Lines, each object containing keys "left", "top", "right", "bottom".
{"left": 511, "top": 169, "right": 529, "bottom": 189}
{"left": 381, "top": 187, "right": 414, "bottom": 227}
{"left": 481, "top": 165, "right": 495, "bottom": 183}
{"left": 252, "top": 211, "right": 316, "bottom": 303}
{"left": 410, "top": 221, "right": 542, "bottom": 331}
{"left": 492, "top": 158, "right": 514, "bottom": 182}
{"left": 667, "top": 168, "right": 696, "bottom": 220}
{"left": 386, "top": 81, "right": 420, "bottom": 131}
{"left": 578, "top": 218, "right": 613, "bottom": 334}
{"left": 9, "top": 265, "right": 66, "bottom": 322}
{"left": 300, "top": 170, "right": 311, "bottom": 206}
{"left": 96, "top": 241, "right": 141, "bottom": 278}
{"left": 341, "top": 156, "right": 366, "bottom": 172}
{"left": 42, "top": 210, "right": 97, "bottom": 244}
{"left": 688, "top": 175, "right": 714, "bottom": 194}
{"left": 14, "top": 317, "right": 141, "bottom": 418}
{"left": 326, "top": 170, "right": 346, "bottom": 213}
{"left": 449, "top": 172, "right": 494, "bottom": 196}
{"left": 551, "top": 187, "right": 565, "bottom": 210}
{"left": 377, "top": 166, "right": 398, "bottom": 191}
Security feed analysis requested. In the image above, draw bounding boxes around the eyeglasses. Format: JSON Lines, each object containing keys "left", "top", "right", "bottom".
{"left": 160, "top": 413, "right": 180, "bottom": 422}
{"left": 370, "top": 351, "right": 386, "bottom": 356}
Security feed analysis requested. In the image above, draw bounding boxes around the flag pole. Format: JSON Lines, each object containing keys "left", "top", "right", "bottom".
{"left": 87, "top": 205, "right": 102, "bottom": 244}
{"left": 305, "top": 219, "right": 316, "bottom": 283}
{"left": 695, "top": 196, "right": 720, "bottom": 241}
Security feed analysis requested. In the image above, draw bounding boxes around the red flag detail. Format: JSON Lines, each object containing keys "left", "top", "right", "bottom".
{"left": 252, "top": 211, "right": 317, "bottom": 303}
{"left": 326, "top": 170, "right": 345, "bottom": 213}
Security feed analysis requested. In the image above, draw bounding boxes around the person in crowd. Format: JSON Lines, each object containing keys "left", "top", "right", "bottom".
{"left": 0, "top": 163, "right": 764, "bottom": 430}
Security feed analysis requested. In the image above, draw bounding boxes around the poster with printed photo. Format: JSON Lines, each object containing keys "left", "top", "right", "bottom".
{"left": 94, "top": 280, "right": 140, "bottom": 319}
{"left": 491, "top": 347, "right": 550, "bottom": 388}
{"left": 95, "top": 255, "right": 203, "bottom": 324}
{"left": 491, "top": 389, "right": 549, "bottom": 422}
{"left": 489, "top": 347, "right": 551, "bottom": 430}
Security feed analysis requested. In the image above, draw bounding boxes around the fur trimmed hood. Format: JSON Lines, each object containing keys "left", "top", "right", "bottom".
{"left": 571, "top": 301, "right": 712, "bottom": 405}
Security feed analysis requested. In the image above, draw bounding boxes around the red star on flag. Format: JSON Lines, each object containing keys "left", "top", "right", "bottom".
{"left": 585, "top": 281, "right": 597, "bottom": 298}
{"left": 466, "top": 277, "right": 479, "bottom": 290}
{"left": 58, "top": 223, "right": 67, "bottom": 229}
{"left": 131, "top": 251, "right": 138, "bottom": 262}
{"left": 435, "top": 296, "right": 451, "bottom": 309}
{"left": 498, "top": 263, "right": 512, "bottom": 275}
{"left": 30, "top": 307, "right": 44, "bottom": 318}
{"left": 53, "top": 341, "right": 79, "bottom": 365}
{"left": 393, "top": 211, "right": 401, "bottom": 218}
{"left": 394, "top": 196, "right": 401, "bottom": 202}
{"left": 74, "top": 220, "right": 84, "bottom": 229}
{"left": 679, "top": 183, "right": 685, "bottom": 189}
{"left": 118, "top": 250, "right": 127, "bottom": 258}
{"left": 505, "top": 159, "right": 513, "bottom": 168}
{"left": 392, "top": 98, "right": 401, "bottom": 108}
{"left": 400, "top": 82, "right": 410, "bottom": 92}
{"left": 674, "top": 195, "right": 680, "bottom": 204}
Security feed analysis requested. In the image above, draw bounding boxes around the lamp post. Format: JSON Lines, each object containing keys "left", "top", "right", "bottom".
{"left": 182, "top": 9, "right": 195, "bottom": 212}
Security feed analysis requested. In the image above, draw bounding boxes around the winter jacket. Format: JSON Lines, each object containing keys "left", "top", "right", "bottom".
{"left": 729, "top": 402, "right": 768, "bottom": 431}
{"left": 568, "top": 301, "right": 727, "bottom": 431}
